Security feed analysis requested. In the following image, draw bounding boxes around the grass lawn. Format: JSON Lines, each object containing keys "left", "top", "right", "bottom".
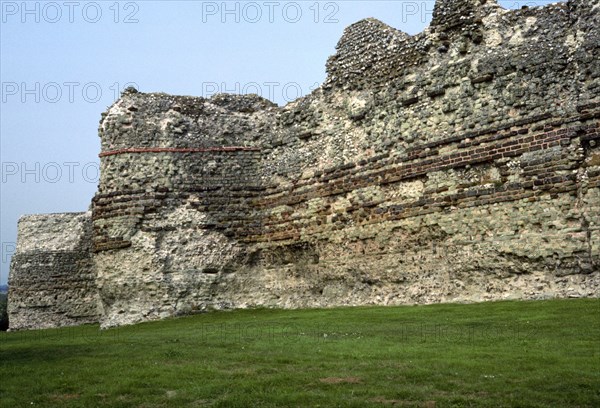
{"left": 1, "top": 298, "right": 599, "bottom": 407}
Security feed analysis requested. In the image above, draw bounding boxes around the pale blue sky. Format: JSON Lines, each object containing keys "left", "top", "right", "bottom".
{"left": 0, "top": 0, "right": 557, "bottom": 285}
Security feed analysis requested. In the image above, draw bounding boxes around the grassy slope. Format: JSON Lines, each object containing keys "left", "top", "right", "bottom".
{"left": 0, "top": 299, "right": 599, "bottom": 407}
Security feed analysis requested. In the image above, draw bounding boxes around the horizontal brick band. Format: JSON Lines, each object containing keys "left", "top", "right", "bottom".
{"left": 99, "top": 146, "right": 260, "bottom": 157}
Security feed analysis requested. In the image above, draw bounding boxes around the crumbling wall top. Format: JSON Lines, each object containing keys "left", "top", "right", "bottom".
{"left": 98, "top": 90, "right": 278, "bottom": 152}
{"left": 15, "top": 212, "right": 91, "bottom": 254}
{"left": 430, "top": 0, "right": 500, "bottom": 33}
{"left": 322, "top": 0, "right": 596, "bottom": 92}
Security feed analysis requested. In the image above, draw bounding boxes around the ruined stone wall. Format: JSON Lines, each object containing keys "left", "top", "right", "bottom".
{"left": 88, "top": 0, "right": 598, "bottom": 328}
{"left": 9, "top": 0, "right": 599, "bottom": 329}
{"left": 8, "top": 213, "right": 100, "bottom": 330}
{"left": 92, "top": 92, "right": 277, "bottom": 326}
{"left": 229, "top": 0, "right": 600, "bottom": 309}
{"left": 267, "top": 0, "right": 598, "bottom": 173}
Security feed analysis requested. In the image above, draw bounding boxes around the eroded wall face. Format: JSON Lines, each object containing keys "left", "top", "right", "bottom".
{"left": 229, "top": 132, "right": 599, "bottom": 309}
{"left": 212, "top": 1, "right": 599, "bottom": 308}
{"left": 9, "top": 1, "right": 599, "bottom": 331}
{"left": 91, "top": 0, "right": 599, "bottom": 327}
{"left": 8, "top": 213, "right": 100, "bottom": 330}
{"left": 92, "top": 93, "right": 275, "bottom": 327}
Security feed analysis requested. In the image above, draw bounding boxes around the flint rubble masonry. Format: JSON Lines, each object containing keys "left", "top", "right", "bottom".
{"left": 8, "top": 0, "right": 600, "bottom": 329}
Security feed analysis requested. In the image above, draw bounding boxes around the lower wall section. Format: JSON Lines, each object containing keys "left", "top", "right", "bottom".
{"left": 91, "top": 118, "right": 599, "bottom": 328}
{"left": 94, "top": 206, "right": 246, "bottom": 328}
{"left": 9, "top": 121, "right": 600, "bottom": 329}
{"left": 8, "top": 213, "right": 100, "bottom": 330}
{"left": 91, "top": 187, "right": 599, "bottom": 328}
{"left": 212, "top": 188, "right": 599, "bottom": 310}
{"left": 208, "top": 124, "right": 600, "bottom": 310}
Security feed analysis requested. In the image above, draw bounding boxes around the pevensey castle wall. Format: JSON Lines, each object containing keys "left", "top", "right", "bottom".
{"left": 8, "top": 213, "right": 100, "bottom": 330}
{"left": 8, "top": 0, "right": 600, "bottom": 329}
{"left": 92, "top": 94, "right": 272, "bottom": 325}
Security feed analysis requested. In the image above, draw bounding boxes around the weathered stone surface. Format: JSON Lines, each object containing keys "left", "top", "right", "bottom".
{"left": 8, "top": 213, "right": 100, "bottom": 330}
{"left": 8, "top": 0, "right": 600, "bottom": 329}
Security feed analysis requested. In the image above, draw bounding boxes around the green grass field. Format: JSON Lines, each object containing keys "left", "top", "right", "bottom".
{"left": 1, "top": 299, "right": 599, "bottom": 407}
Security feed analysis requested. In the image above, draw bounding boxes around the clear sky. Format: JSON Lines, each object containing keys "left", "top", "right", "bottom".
{"left": 0, "top": 0, "right": 558, "bottom": 285}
